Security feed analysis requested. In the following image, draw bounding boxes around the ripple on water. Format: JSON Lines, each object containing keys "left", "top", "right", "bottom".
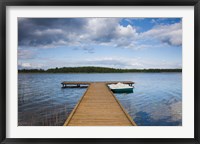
{"left": 18, "top": 73, "right": 182, "bottom": 126}
{"left": 114, "top": 73, "right": 182, "bottom": 126}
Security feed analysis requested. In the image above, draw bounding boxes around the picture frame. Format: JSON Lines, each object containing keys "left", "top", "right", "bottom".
{"left": 0, "top": 0, "right": 199, "bottom": 143}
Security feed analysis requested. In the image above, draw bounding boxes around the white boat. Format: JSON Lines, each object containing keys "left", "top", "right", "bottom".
{"left": 108, "top": 82, "right": 134, "bottom": 93}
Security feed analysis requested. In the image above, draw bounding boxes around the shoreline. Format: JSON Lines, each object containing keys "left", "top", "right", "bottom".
{"left": 18, "top": 71, "right": 182, "bottom": 74}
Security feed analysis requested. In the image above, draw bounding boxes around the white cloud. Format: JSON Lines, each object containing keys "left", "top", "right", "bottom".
{"left": 18, "top": 62, "right": 44, "bottom": 69}
{"left": 33, "top": 29, "right": 63, "bottom": 36}
{"left": 83, "top": 18, "right": 138, "bottom": 48}
{"left": 83, "top": 18, "right": 120, "bottom": 42}
{"left": 19, "top": 55, "right": 182, "bottom": 70}
{"left": 21, "top": 63, "right": 31, "bottom": 68}
{"left": 140, "top": 22, "right": 182, "bottom": 46}
{"left": 18, "top": 49, "right": 36, "bottom": 59}
{"left": 115, "top": 25, "right": 137, "bottom": 37}
{"left": 19, "top": 18, "right": 182, "bottom": 51}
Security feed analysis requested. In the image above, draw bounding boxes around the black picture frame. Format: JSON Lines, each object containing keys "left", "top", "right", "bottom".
{"left": 0, "top": 0, "right": 199, "bottom": 144}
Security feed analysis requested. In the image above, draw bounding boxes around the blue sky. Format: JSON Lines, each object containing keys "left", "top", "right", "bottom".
{"left": 18, "top": 18, "right": 182, "bottom": 69}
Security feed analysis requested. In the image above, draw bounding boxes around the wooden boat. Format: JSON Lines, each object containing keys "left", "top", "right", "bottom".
{"left": 108, "top": 82, "right": 134, "bottom": 93}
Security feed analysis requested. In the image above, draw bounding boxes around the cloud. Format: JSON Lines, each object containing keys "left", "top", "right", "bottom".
{"left": 140, "top": 22, "right": 182, "bottom": 46}
{"left": 85, "top": 18, "right": 119, "bottom": 42}
{"left": 18, "top": 62, "right": 44, "bottom": 69}
{"left": 17, "top": 51, "right": 182, "bottom": 69}
{"left": 18, "top": 18, "right": 139, "bottom": 49}
{"left": 18, "top": 18, "right": 182, "bottom": 70}
{"left": 18, "top": 18, "right": 88, "bottom": 48}
{"left": 83, "top": 18, "right": 138, "bottom": 49}
{"left": 18, "top": 49, "right": 36, "bottom": 59}
{"left": 18, "top": 18, "right": 182, "bottom": 53}
{"left": 32, "top": 56, "right": 181, "bottom": 69}
{"left": 33, "top": 29, "right": 63, "bottom": 36}
{"left": 116, "top": 25, "right": 137, "bottom": 37}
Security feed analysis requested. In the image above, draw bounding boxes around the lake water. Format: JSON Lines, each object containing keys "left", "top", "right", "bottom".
{"left": 18, "top": 73, "right": 182, "bottom": 126}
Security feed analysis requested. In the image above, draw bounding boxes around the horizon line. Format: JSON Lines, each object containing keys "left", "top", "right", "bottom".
{"left": 18, "top": 66, "right": 182, "bottom": 70}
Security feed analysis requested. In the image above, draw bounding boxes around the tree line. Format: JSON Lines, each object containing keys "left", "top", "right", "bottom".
{"left": 18, "top": 66, "right": 182, "bottom": 73}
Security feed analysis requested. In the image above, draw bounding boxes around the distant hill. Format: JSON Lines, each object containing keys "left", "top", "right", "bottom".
{"left": 18, "top": 66, "right": 182, "bottom": 73}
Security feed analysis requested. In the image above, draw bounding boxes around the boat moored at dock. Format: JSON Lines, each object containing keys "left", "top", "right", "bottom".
{"left": 108, "top": 82, "right": 134, "bottom": 93}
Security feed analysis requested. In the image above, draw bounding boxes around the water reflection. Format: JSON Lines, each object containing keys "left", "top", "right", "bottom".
{"left": 18, "top": 73, "right": 182, "bottom": 126}
{"left": 134, "top": 111, "right": 181, "bottom": 126}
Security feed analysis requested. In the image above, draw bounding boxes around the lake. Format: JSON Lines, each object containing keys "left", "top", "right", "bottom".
{"left": 18, "top": 73, "right": 182, "bottom": 126}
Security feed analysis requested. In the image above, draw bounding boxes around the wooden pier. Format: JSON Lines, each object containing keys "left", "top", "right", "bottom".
{"left": 63, "top": 81, "right": 136, "bottom": 126}
{"left": 61, "top": 81, "right": 134, "bottom": 88}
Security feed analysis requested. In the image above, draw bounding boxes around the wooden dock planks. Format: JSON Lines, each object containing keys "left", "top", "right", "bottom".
{"left": 62, "top": 81, "right": 134, "bottom": 85}
{"left": 64, "top": 82, "right": 136, "bottom": 126}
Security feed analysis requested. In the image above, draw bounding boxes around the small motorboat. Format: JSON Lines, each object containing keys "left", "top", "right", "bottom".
{"left": 108, "top": 82, "right": 134, "bottom": 93}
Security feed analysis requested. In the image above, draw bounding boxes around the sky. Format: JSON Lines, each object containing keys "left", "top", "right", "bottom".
{"left": 18, "top": 18, "right": 182, "bottom": 70}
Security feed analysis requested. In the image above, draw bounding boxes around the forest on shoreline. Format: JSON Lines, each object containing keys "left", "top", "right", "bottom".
{"left": 18, "top": 66, "right": 182, "bottom": 73}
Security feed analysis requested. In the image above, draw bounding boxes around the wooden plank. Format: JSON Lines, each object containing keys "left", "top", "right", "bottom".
{"left": 64, "top": 82, "right": 136, "bottom": 126}
{"left": 61, "top": 81, "right": 134, "bottom": 85}
{"left": 61, "top": 81, "right": 91, "bottom": 85}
